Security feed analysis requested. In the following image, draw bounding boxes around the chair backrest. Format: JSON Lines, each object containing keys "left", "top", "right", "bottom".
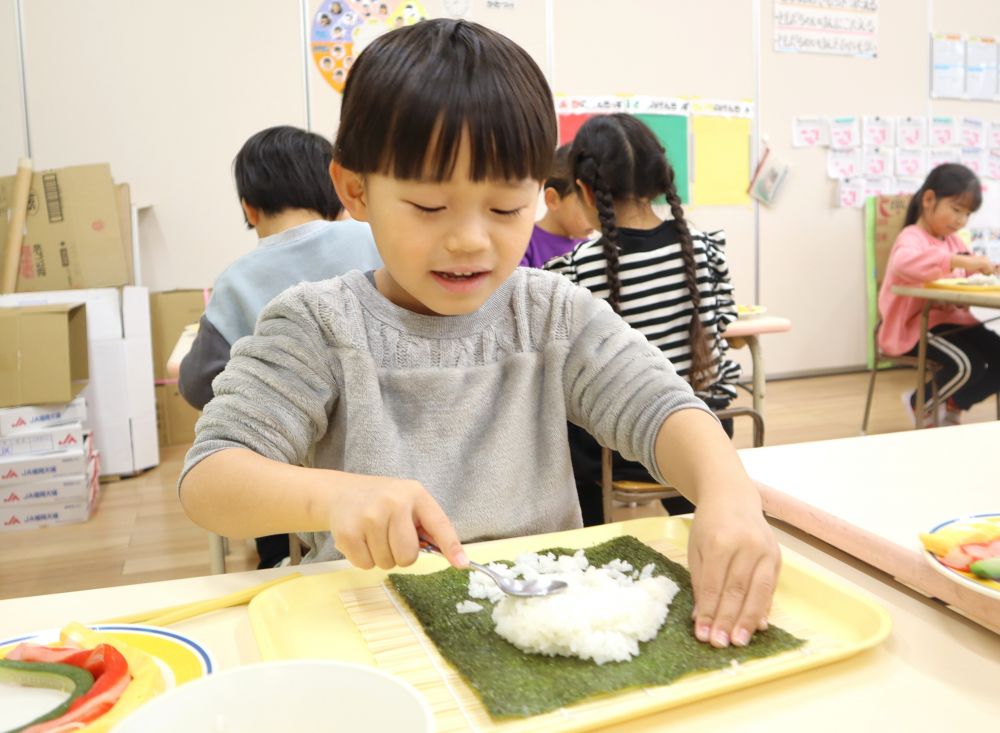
{"left": 866, "top": 194, "right": 912, "bottom": 367}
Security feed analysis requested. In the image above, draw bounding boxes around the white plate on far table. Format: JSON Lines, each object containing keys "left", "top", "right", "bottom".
{"left": 922, "top": 513, "right": 1000, "bottom": 601}
{"left": 736, "top": 304, "right": 767, "bottom": 320}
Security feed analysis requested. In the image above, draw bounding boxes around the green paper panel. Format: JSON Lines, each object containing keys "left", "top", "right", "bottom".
{"left": 635, "top": 113, "right": 689, "bottom": 204}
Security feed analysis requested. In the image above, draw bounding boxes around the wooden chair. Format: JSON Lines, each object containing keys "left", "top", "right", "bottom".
{"left": 599, "top": 406, "right": 764, "bottom": 522}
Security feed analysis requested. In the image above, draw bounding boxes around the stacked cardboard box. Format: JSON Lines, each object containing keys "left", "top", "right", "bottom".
{"left": 0, "top": 398, "right": 100, "bottom": 532}
{"left": 150, "top": 290, "right": 207, "bottom": 446}
{"left": 0, "top": 287, "right": 159, "bottom": 477}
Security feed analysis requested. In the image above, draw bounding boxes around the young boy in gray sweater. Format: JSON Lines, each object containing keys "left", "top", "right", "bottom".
{"left": 180, "top": 20, "right": 779, "bottom": 650}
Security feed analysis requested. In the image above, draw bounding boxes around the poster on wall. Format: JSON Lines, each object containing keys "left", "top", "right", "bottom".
{"left": 310, "top": 1, "right": 428, "bottom": 94}
{"left": 774, "top": 0, "right": 878, "bottom": 59}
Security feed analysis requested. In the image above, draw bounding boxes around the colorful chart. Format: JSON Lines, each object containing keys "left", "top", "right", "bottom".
{"left": 310, "top": 1, "right": 428, "bottom": 94}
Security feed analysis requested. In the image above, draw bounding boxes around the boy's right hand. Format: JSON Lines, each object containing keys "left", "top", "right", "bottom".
{"left": 326, "top": 476, "right": 468, "bottom": 571}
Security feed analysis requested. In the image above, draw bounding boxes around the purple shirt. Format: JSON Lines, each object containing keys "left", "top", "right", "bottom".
{"left": 520, "top": 224, "right": 585, "bottom": 269}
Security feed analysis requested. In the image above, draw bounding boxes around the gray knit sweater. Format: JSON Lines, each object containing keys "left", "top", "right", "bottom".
{"left": 181, "top": 268, "right": 709, "bottom": 562}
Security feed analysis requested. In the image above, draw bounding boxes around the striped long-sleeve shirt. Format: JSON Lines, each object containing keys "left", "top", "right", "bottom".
{"left": 544, "top": 220, "right": 741, "bottom": 408}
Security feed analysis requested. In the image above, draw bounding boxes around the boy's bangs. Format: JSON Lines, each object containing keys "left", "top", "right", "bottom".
{"left": 335, "top": 20, "right": 556, "bottom": 183}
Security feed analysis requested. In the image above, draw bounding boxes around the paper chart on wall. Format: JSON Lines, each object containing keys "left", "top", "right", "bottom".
{"left": 960, "top": 117, "right": 986, "bottom": 149}
{"left": 792, "top": 116, "right": 828, "bottom": 147}
{"left": 862, "top": 116, "right": 894, "bottom": 147}
{"left": 929, "top": 148, "right": 960, "bottom": 169}
{"left": 635, "top": 114, "right": 690, "bottom": 204}
{"left": 690, "top": 116, "right": 751, "bottom": 207}
{"left": 960, "top": 148, "right": 986, "bottom": 176}
{"left": 773, "top": 0, "right": 878, "bottom": 59}
{"left": 837, "top": 178, "right": 865, "bottom": 208}
{"left": 862, "top": 147, "right": 893, "bottom": 178}
{"left": 930, "top": 117, "right": 957, "bottom": 147}
{"left": 964, "top": 36, "right": 999, "bottom": 101}
{"left": 895, "top": 148, "right": 927, "bottom": 180}
{"left": 989, "top": 122, "right": 1000, "bottom": 151}
{"left": 310, "top": 0, "right": 428, "bottom": 94}
{"left": 931, "top": 33, "right": 966, "bottom": 99}
{"left": 897, "top": 117, "right": 927, "bottom": 147}
{"left": 827, "top": 148, "right": 861, "bottom": 180}
{"left": 987, "top": 151, "right": 1000, "bottom": 181}
{"left": 828, "top": 117, "right": 861, "bottom": 150}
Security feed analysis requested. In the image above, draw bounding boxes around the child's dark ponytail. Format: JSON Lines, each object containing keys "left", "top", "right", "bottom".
{"left": 571, "top": 113, "right": 712, "bottom": 390}
{"left": 904, "top": 163, "right": 983, "bottom": 227}
{"left": 576, "top": 153, "right": 623, "bottom": 313}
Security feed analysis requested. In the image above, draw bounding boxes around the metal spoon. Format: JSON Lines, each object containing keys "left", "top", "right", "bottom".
{"left": 418, "top": 537, "right": 568, "bottom": 598}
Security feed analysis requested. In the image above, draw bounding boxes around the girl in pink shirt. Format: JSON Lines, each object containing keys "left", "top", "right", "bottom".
{"left": 877, "top": 163, "right": 1000, "bottom": 425}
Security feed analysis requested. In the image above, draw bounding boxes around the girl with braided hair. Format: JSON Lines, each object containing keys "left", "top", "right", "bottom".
{"left": 545, "top": 113, "right": 741, "bottom": 524}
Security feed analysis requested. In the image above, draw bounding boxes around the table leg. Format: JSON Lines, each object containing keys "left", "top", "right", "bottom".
{"left": 748, "top": 335, "right": 764, "bottom": 417}
{"left": 914, "top": 302, "right": 930, "bottom": 430}
{"left": 208, "top": 533, "right": 227, "bottom": 574}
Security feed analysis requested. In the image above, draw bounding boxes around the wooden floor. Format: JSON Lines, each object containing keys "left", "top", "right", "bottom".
{"left": 2, "top": 368, "right": 994, "bottom": 601}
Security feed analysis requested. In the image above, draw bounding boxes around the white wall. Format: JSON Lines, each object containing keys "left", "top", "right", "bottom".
{"left": 7, "top": 0, "right": 1000, "bottom": 376}
{"left": 17, "top": 0, "right": 308, "bottom": 290}
{"left": 0, "top": 0, "right": 27, "bottom": 172}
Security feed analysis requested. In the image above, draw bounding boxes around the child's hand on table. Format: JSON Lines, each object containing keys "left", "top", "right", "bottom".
{"left": 687, "top": 494, "right": 781, "bottom": 649}
{"left": 328, "top": 476, "right": 469, "bottom": 571}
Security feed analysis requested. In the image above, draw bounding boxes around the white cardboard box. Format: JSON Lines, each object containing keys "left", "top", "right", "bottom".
{"left": 0, "top": 422, "right": 85, "bottom": 459}
{"left": 0, "top": 439, "right": 92, "bottom": 487}
{"left": 0, "top": 396, "right": 88, "bottom": 437}
{"left": 1, "top": 457, "right": 98, "bottom": 506}
{"left": 0, "top": 469, "right": 99, "bottom": 532}
{"left": 0, "top": 287, "right": 158, "bottom": 476}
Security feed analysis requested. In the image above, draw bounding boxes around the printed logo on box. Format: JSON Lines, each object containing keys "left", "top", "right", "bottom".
{"left": 4, "top": 516, "right": 20, "bottom": 526}
{"left": 2, "top": 470, "right": 17, "bottom": 480}
{"left": 23, "top": 511, "right": 59, "bottom": 523}
{"left": 4, "top": 492, "right": 19, "bottom": 503}
{"left": 11, "top": 418, "right": 26, "bottom": 428}
{"left": 58, "top": 434, "right": 78, "bottom": 446}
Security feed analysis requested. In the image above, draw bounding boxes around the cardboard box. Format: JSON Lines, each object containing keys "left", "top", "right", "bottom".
{"left": 1, "top": 469, "right": 99, "bottom": 532}
{"left": 0, "top": 443, "right": 91, "bottom": 487}
{"left": 0, "top": 422, "right": 85, "bottom": 459}
{"left": 0, "top": 396, "right": 87, "bottom": 437}
{"left": 0, "top": 287, "right": 158, "bottom": 476}
{"left": 2, "top": 457, "right": 98, "bottom": 506}
{"left": 0, "top": 303, "right": 88, "bottom": 408}
{"left": 150, "top": 290, "right": 207, "bottom": 380}
{"left": 155, "top": 384, "right": 200, "bottom": 446}
{"left": 0, "top": 164, "right": 131, "bottom": 292}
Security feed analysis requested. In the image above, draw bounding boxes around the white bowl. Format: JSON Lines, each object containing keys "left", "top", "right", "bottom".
{"left": 110, "top": 660, "right": 434, "bottom": 733}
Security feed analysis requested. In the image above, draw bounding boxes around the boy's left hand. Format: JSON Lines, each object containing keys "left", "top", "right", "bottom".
{"left": 686, "top": 493, "right": 780, "bottom": 648}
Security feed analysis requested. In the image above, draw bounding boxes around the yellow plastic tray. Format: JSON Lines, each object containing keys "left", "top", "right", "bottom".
{"left": 927, "top": 277, "right": 1000, "bottom": 292}
{"left": 248, "top": 517, "right": 890, "bottom": 732}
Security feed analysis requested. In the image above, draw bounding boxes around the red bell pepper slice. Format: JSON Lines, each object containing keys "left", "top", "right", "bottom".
{"left": 13, "top": 643, "right": 131, "bottom": 733}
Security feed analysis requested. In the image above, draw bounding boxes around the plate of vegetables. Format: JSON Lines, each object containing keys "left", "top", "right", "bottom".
{"left": 918, "top": 513, "right": 1000, "bottom": 600}
{"left": 0, "top": 622, "right": 213, "bottom": 732}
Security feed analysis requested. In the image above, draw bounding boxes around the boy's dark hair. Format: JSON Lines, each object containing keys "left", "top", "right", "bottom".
{"left": 334, "top": 19, "right": 556, "bottom": 183}
{"left": 904, "top": 163, "right": 983, "bottom": 227}
{"left": 571, "top": 113, "right": 712, "bottom": 391}
{"left": 234, "top": 125, "right": 342, "bottom": 227}
{"left": 544, "top": 144, "right": 575, "bottom": 197}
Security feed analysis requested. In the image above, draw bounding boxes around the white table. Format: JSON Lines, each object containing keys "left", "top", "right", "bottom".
{"left": 2, "top": 521, "right": 998, "bottom": 730}
{"left": 739, "top": 422, "right": 1000, "bottom": 631}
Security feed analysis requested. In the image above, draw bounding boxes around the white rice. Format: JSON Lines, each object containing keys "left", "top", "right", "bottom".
{"left": 455, "top": 600, "right": 484, "bottom": 614}
{"left": 466, "top": 550, "right": 679, "bottom": 665}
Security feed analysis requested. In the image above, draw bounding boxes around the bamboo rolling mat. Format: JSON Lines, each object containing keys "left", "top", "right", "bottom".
{"left": 340, "top": 536, "right": 854, "bottom": 733}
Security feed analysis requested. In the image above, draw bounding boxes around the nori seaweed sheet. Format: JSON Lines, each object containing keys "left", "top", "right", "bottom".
{"left": 388, "top": 535, "right": 805, "bottom": 719}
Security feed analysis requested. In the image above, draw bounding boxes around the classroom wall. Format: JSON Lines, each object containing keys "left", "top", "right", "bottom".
{"left": 3, "top": 1, "right": 1000, "bottom": 376}
{"left": 0, "top": 0, "right": 27, "bottom": 170}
